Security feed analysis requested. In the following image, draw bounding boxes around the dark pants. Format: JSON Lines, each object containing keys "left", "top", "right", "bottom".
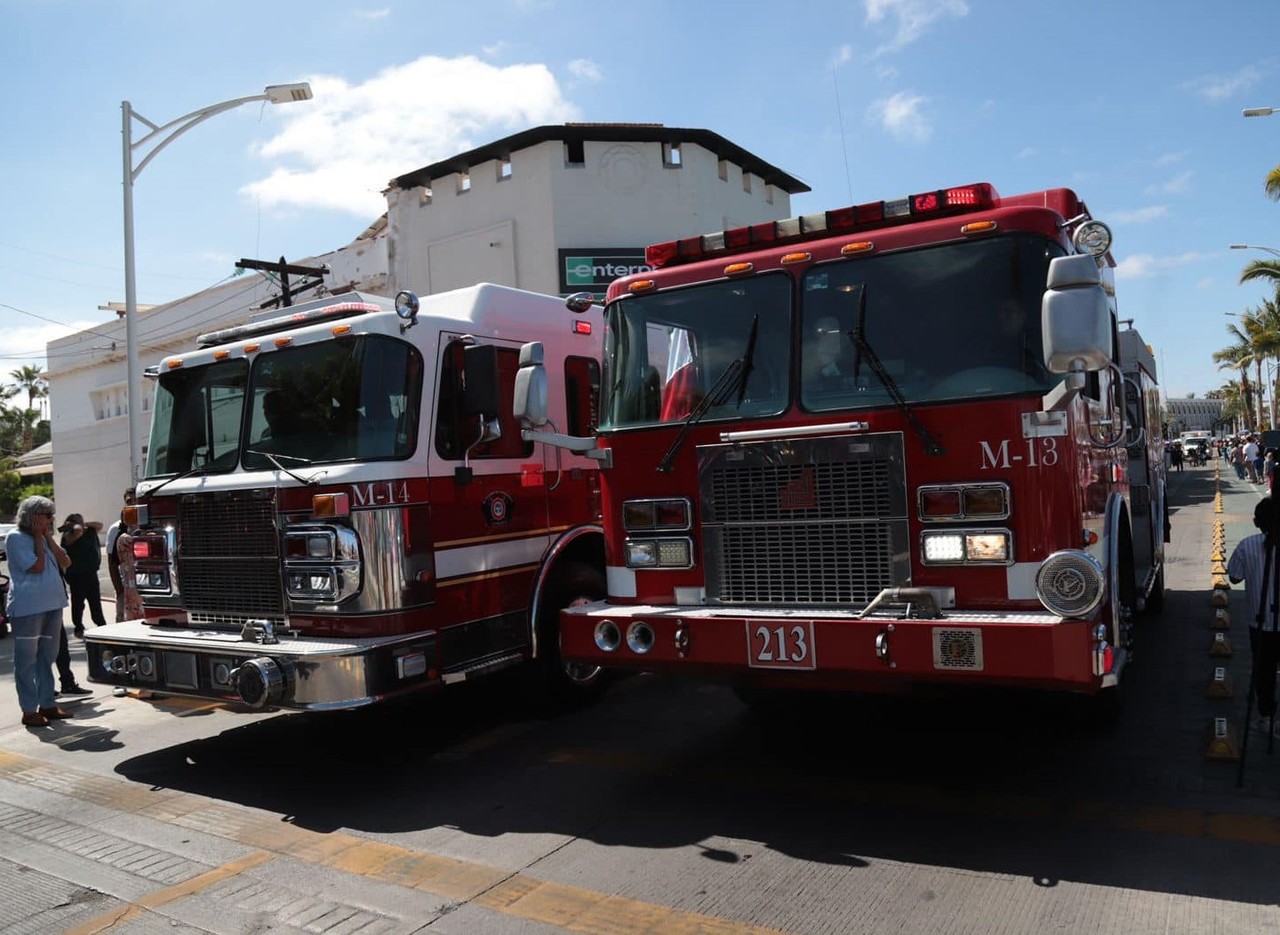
{"left": 67, "top": 572, "right": 106, "bottom": 629}
{"left": 1250, "top": 628, "right": 1280, "bottom": 718}
{"left": 55, "top": 622, "right": 77, "bottom": 689}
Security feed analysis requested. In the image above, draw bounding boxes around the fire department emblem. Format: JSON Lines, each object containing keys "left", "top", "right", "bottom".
{"left": 483, "top": 492, "right": 514, "bottom": 526}
{"left": 778, "top": 467, "right": 817, "bottom": 511}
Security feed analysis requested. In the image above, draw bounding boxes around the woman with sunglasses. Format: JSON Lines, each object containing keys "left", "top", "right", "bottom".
{"left": 5, "top": 496, "right": 73, "bottom": 727}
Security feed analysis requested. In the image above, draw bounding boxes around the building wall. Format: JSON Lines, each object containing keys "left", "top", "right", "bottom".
{"left": 387, "top": 137, "right": 791, "bottom": 299}
{"left": 1165, "top": 398, "right": 1227, "bottom": 435}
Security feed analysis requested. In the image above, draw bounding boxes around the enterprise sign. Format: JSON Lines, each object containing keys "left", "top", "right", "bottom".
{"left": 559, "top": 248, "right": 652, "bottom": 297}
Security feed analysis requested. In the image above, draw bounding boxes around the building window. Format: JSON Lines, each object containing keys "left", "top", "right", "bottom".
{"left": 457, "top": 171, "right": 471, "bottom": 194}
{"left": 565, "top": 140, "right": 585, "bottom": 166}
{"left": 765, "top": 184, "right": 774, "bottom": 205}
{"left": 419, "top": 186, "right": 433, "bottom": 205}
{"left": 742, "top": 172, "right": 753, "bottom": 194}
{"left": 663, "top": 142, "right": 682, "bottom": 167}
{"left": 718, "top": 159, "right": 728, "bottom": 182}
{"left": 498, "top": 155, "right": 512, "bottom": 181}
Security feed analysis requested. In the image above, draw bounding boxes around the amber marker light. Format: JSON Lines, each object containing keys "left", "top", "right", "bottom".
{"left": 724, "top": 262, "right": 754, "bottom": 276}
{"left": 840, "top": 241, "right": 875, "bottom": 256}
{"left": 629, "top": 279, "right": 657, "bottom": 294}
{"left": 961, "top": 220, "right": 999, "bottom": 235}
{"left": 781, "top": 251, "right": 812, "bottom": 265}
{"left": 244, "top": 343, "right": 260, "bottom": 353}
{"left": 274, "top": 337, "right": 292, "bottom": 347}
{"left": 166, "top": 359, "right": 183, "bottom": 369}
{"left": 213, "top": 350, "right": 230, "bottom": 360}
{"left": 331, "top": 324, "right": 352, "bottom": 336}
{"left": 312, "top": 492, "right": 350, "bottom": 518}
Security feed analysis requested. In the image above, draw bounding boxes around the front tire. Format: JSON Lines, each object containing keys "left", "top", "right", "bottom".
{"left": 537, "top": 561, "right": 608, "bottom": 708}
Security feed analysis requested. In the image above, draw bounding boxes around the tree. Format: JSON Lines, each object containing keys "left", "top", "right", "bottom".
{"left": 7, "top": 364, "right": 46, "bottom": 455}
{"left": 1213, "top": 331, "right": 1258, "bottom": 429}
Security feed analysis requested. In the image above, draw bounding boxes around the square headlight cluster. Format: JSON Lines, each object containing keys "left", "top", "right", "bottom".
{"left": 287, "top": 569, "right": 337, "bottom": 599}
{"left": 918, "top": 483, "right": 1009, "bottom": 522}
{"left": 920, "top": 529, "right": 1012, "bottom": 565}
{"left": 622, "top": 498, "right": 693, "bottom": 569}
{"left": 283, "top": 528, "right": 355, "bottom": 602}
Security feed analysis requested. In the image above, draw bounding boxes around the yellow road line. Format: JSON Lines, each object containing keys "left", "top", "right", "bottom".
{"left": 0, "top": 749, "right": 786, "bottom": 934}
{"left": 60, "top": 851, "right": 273, "bottom": 935}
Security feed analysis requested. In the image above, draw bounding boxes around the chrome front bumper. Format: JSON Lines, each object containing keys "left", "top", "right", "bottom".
{"left": 84, "top": 620, "right": 438, "bottom": 711}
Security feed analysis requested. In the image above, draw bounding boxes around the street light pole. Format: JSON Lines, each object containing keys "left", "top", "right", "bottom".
{"left": 1229, "top": 243, "right": 1280, "bottom": 259}
{"left": 121, "top": 82, "right": 312, "bottom": 485}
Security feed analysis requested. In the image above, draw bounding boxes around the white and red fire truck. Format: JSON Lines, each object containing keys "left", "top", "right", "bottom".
{"left": 512, "top": 182, "right": 1167, "bottom": 710}
{"left": 85, "top": 285, "right": 608, "bottom": 710}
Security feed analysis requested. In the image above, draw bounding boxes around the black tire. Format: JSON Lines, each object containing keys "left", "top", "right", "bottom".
{"left": 1143, "top": 566, "right": 1165, "bottom": 615}
{"left": 537, "top": 560, "right": 609, "bottom": 708}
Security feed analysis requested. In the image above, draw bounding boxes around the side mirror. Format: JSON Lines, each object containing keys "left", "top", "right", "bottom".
{"left": 514, "top": 342, "right": 549, "bottom": 428}
{"left": 461, "top": 344, "right": 500, "bottom": 418}
{"left": 1041, "top": 255, "right": 1112, "bottom": 373}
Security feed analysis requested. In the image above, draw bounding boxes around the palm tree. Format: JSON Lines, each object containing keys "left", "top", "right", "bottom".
{"left": 9, "top": 365, "right": 45, "bottom": 414}
{"left": 1214, "top": 329, "right": 1258, "bottom": 429}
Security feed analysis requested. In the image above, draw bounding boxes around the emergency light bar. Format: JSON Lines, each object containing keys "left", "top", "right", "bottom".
{"left": 644, "top": 183, "right": 999, "bottom": 269}
{"left": 196, "top": 301, "right": 382, "bottom": 348}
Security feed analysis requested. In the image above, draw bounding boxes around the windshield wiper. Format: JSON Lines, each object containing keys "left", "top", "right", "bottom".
{"left": 843, "top": 284, "right": 945, "bottom": 457}
{"left": 244, "top": 448, "right": 322, "bottom": 487}
{"left": 658, "top": 315, "right": 760, "bottom": 473}
{"left": 141, "top": 463, "right": 213, "bottom": 498}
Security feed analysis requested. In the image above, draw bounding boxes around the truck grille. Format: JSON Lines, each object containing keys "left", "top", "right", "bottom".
{"left": 699, "top": 432, "right": 910, "bottom": 607}
{"left": 176, "top": 492, "right": 283, "bottom": 622}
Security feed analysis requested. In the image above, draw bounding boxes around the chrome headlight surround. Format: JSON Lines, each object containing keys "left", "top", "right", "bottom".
{"left": 920, "top": 528, "right": 1013, "bottom": 565}
{"left": 918, "top": 482, "right": 1010, "bottom": 522}
{"left": 1035, "top": 550, "right": 1105, "bottom": 617}
{"left": 625, "top": 537, "right": 694, "bottom": 569}
{"left": 283, "top": 523, "right": 360, "bottom": 603}
{"left": 622, "top": 498, "right": 692, "bottom": 531}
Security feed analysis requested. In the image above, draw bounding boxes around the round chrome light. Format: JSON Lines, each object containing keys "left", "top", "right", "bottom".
{"left": 231, "top": 657, "right": 286, "bottom": 708}
{"left": 1035, "top": 550, "right": 1105, "bottom": 617}
{"left": 594, "top": 620, "right": 621, "bottom": 652}
{"left": 1072, "top": 220, "right": 1112, "bottom": 257}
{"left": 394, "top": 290, "right": 420, "bottom": 321}
{"left": 137, "top": 654, "right": 155, "bottom": 678}
{"left": 626, "top": 621, "right": 655, "bottom": 655}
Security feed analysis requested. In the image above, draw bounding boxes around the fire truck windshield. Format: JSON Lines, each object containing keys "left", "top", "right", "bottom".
{"left": 601, "top": 273, "right": 791, "bottom": 430}
{"left": 601, "top": 235, "right": 1064, "bottom": 432}
{"left": 801, "top": 234, "right": 1063, "bottom": 409}
{"left": 145, "top": 335, "right": 422, "bottom": 477}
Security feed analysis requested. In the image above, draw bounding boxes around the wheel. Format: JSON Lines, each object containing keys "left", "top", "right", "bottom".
{"left": 537, "top": 560, "right": 609, "bottom": 708}
{"left": 1143, "top": 566, "right": 1165, "bottom": 615}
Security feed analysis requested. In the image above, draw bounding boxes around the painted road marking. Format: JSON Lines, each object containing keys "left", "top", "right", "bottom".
{"left": 0, "top": 749, "right": 787, "bottom": 934}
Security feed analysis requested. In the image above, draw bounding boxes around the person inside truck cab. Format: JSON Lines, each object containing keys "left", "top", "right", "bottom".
{"left": 260, "top": 390, "right": 296, "bottom": 441}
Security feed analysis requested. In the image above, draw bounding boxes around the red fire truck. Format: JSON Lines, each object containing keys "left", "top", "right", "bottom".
{"left": 85, "top": 285, "right": 608, "bottom": 710}
{"left": 512, "top": 182, "right": 1167, "bottom": 710}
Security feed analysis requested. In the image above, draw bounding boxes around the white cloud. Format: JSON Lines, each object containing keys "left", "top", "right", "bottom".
{"left": 1182, "top": 65, "right": 1264, "bottom": 102}
{"left": 1112, "top": 205, "right": 1169, "bottom": 224}
{"left": 1144, "top": 170, "right": 1193, "bottom": 196}
{"left": 864, "top": 0, "right": 969, "bottom": 56}
{"left": 870, "top": 91, "right": 932, "bottom": 143}
{"left": 1154, "top": 150, "right": 1188, "bottom": 167}
{"left": 354, "top": 8, "right": 390, "bottom": 19}
{"left": 568, "top": 59, "right": 602, "bottom": 83}
{"left": 243, "top": 56, "right": 579, "bottom": 217}
{"left": 482, "top": 41, "right": 511, "bottom": 58}
{"left": 1016, "top": 147, "right": 1037, "bottom": 160}
{"left": 832, "top": 44, "right": 853, "bottom": 68}
{"left": 10, "top": 321, "right": 105, "bottom": 374}
{"left": 1115, "top": 251, "right": 1213, "bottom": 280}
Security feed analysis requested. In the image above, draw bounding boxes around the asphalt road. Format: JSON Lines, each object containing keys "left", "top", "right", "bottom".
{"left": 2, "top": 459, "right": 1280, "bottom": 933}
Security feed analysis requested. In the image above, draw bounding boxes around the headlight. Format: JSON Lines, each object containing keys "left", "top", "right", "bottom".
{"left": 624, "top": 537, "right": 693, "bottom": 569}
{"left": 920, "top": 529, "right": 1012, "bottom": 565}
{"left": 1036, "top": 550, "right": 1105, "bottom": 617}
{"left": 918, "top": 483, "right": 1010, "bottom": 522}
{"left": 622, "top": 498, "right": 691, "bottom": 531}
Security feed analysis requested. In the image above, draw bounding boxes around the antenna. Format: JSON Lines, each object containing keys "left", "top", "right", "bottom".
{"left": 832, "top": 61, "right": 854, "bottom": 203}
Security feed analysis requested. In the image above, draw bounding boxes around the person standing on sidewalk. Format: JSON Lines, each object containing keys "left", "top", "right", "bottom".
{"left": 1228, "top": 496, "right": 1280, "bottom": 735}
{"left": 104, "top": 489, "right": 135, "bottom": 621}
{"left": 5, "top": 496, "right": 75, "bottom": 727}
{"left": 60, "top": 512, "right": 106, "bottom": 636}
{"left": 1244, "top": 436, "right": 1261, "bottom": 483}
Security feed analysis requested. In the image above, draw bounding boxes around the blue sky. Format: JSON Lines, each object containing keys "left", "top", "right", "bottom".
{"left": 3, "top": 0, "right": 1280, "bottom": 399}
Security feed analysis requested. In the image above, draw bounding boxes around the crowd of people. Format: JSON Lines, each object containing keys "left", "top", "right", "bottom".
{"left": 3, "top": 489, "right": 137, "bottom": 727}
{"left": 1165, "top": 434, "right": 1279, "bottom": 488}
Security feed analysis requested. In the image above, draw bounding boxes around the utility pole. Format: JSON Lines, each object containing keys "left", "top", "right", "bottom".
{"left": 236, "top": 256, "right": 328, "bottom": 309}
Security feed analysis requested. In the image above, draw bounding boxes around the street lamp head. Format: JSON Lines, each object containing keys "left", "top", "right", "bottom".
{"left": 1243, "top": 107, "right": 1275, "bottom": 118}
{"left": 264, "top": 82, "right": 313, "bottom": 104}
{"left": 1230, "top": 244, "right": 1248, "bottom": 250}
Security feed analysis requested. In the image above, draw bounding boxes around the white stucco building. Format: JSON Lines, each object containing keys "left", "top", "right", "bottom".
{"left": 47, "top": 124, "right": 807, "bottom": 528}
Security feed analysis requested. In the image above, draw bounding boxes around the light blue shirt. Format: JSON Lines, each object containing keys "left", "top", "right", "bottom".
{"left": 5, "top": 529, "right": 69, "bottom": 618}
